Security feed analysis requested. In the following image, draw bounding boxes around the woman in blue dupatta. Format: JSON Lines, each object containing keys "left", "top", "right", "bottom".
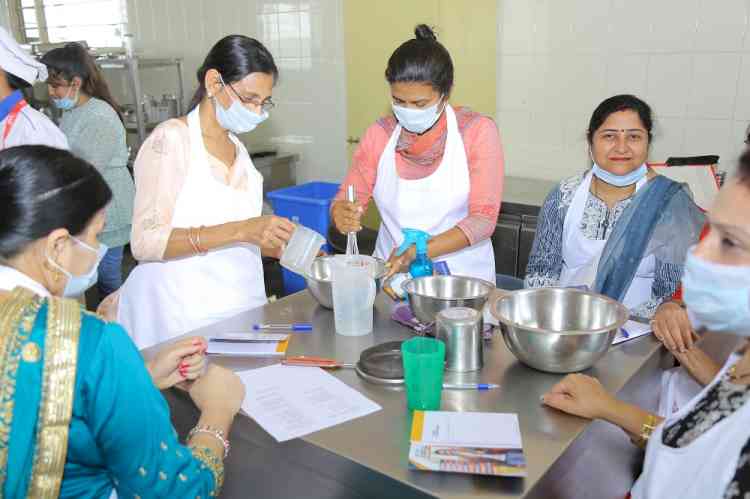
{"left": 0, "top": 145, "right": 245, "bottom": 498}
{"left": 525, "top": 94, "right": 705, "bottom": 318}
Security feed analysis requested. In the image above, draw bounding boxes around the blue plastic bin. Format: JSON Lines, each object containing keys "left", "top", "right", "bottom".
{"left": 267, "top": 181, "right": 340, "bottom": 294}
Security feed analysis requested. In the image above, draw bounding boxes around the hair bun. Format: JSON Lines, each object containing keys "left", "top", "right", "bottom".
{"left": 414, "top": 24, "right": 437, "bottom": 42}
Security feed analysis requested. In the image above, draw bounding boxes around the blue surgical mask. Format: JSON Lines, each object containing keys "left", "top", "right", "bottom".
{"left": 682, "top": 250, "right": 750, "bottom": 336}
{"left": 214, "top": 76, "right": 268, "bottom": 134}
{"left": 52, "top": 86, "right": 79, "bottom": 111}
{"left": 47, "top": 237, "right": 107, "bottom": 297}
{"left": 391, "top": 98, "right": 444, "bottom": 134}
{"left": 591, "top": 162, "right": 648, "bottom": 187}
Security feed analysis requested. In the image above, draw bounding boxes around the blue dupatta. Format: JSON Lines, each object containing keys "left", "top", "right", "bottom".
{"left": 593, "top": 175, "right": 705, "bottom": 303}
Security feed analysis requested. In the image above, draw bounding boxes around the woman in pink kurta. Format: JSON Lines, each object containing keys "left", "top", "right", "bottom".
{"left": 332, "top": 24, "right": 504, "bottom": 282}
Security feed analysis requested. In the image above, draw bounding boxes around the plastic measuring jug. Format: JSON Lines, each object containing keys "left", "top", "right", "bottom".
{"left": 279, "top": 224, "right": 325, "bottom": 277}
{"left": 331, "top": 255, "right": 376, "bottom": 336}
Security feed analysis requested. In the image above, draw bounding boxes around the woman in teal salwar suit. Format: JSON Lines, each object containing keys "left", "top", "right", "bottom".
{"left": 0, "top": 146, "right": 246, "bottom": 498}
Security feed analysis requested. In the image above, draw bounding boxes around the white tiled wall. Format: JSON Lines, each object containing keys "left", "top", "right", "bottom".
{"left": 125, "top": 0, "right": 347, "bottom": 183}
{"left": 497, "top": 0, "right": 750, "bottom": 181}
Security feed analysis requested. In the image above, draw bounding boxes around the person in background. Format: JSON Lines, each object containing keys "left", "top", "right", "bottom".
{"left": 0, "top": 145, "right": 243, "bottom": 498}
{"left": 0, "top": 27, "right": 67, "bottom": 150}
{"left": 109, "top": 35, "right": 294, "bottom": 349}
{"left": 41, "top": 42, "right": 135, "bottom": 301}
{"left": 331, "top": 24, "right": 503, "bottom": 283}
{"left": 524, "top": 95, "right": 704, "bottom": 318}
{"left": 541, "top": 151, "right": 750, "bottom": 498}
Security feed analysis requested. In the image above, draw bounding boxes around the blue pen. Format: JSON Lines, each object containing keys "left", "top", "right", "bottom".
{"left": 252, "top": 323, "right": 313, "bottom": 332}
{"left": 620, "top": 328, "right": 630, "bottom": 339}
{"left": 442, "top": 383, "right": 500, "bottom": 390}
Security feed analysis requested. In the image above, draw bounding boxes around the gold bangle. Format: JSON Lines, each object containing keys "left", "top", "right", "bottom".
{"left": 195, "top": 225, "right": 207, "bottom": 255}
{"left": 187, "top": 227, "right": 201, "bottom": 255}
{"left": 639, "top": 414, "right": 658, "bottom": 446}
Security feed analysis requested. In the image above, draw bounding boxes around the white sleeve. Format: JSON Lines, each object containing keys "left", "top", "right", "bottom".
{"left": 3, "top": 107, "right": 69, "bottom": 151}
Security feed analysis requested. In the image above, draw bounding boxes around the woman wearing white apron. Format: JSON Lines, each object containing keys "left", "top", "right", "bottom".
{"left": 331, "top": 24, "right": 503, "bottom": 283}
{"left": 107, "top": 36, "right": 295, "bottom": 349}
{"left": 526, "top": 95, "right": 703, "bottom": 318}
{"left": 541, "top": 162, "right": 750, "bottom": 498}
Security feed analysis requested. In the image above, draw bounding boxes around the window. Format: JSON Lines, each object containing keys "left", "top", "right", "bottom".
{"left": 10, "top": 0, "right": 127, "bottom": 50}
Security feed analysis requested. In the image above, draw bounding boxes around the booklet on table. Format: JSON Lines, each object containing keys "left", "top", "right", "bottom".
{"left": 409, "top": 410, "right": 527, "bottom": 477}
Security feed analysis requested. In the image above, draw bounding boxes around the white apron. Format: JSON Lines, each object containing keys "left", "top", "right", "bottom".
{"left": 372, "top": 104, "right": 495, "bottom": 284}
{"left": 558, "top": 171, "right": 653, "bottom": 309}
{"left": 657, "top": 366, "right": 703, "bottom": 417}
{"left": 118, "top": 106, "right": 266, "bottom": 349}
{"left": 632, "top": 353, "right": 750, "bottom": 498}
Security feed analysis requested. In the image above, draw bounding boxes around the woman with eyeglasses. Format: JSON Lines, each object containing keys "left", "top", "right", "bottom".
{"left": 331, "top": 24, "right": 504, "bottom": 283}
{"left": 525, "top": 95, "right": 704, "bottom": 319}
{"left": 108, "top": 35, "right": 295, "bottom": 349}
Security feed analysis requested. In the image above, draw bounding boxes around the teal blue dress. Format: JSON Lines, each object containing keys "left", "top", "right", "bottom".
{"left": 0, "top": 289, "right": 223, "bottom": 498}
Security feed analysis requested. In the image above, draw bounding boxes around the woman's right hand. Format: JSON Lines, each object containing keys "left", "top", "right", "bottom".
{"left": 189, "top": 364, "right": 245, "bottom": 416}
{"left": 331, "top": 200, "right": 363, "bottom": 234}
{"left": 652, "top": 301, "right": 694, "bottom": 353}
{"left": 541, "top": 373, "right": 617, "bottom": 420}
{"left": 239, "top": 215, "right": 295, "bottom": 250}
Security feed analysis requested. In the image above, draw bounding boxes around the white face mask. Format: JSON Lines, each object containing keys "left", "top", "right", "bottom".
{"left": 214, "top": 74, "right": 269, "bottom": 134}
{"left": 391, "top": 98, "right": 444, "bottom": 134}
{"left": 46, "top": 237, "right": 107, "bottom": 297}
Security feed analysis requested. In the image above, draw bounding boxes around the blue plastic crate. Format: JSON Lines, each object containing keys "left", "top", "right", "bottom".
{"left": 267, "top": 181, "right": 340, "bottom": 294}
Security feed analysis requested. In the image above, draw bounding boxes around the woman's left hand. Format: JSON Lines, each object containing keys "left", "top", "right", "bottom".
{"left": 541, "top": 373, "right": 617, "bottom": 420}
{"left": 147, "top": 336, "right": 207, "bottom": 390}
{"left": 385, "top": 246, "right": 416, "bottom": 279}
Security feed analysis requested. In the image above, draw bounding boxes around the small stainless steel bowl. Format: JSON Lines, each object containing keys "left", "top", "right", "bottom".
{"left": 305, "top": 255, "right": 387, "bottom": 309}
{"left": 402, "top": 275, "right": 495, "bottom": 324}
{"left": 490, "top": 287, "right": 628, "bottom": 373}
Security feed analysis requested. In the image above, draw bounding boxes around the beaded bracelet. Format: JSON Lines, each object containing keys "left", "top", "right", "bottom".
{"left": 188, "top": 425, "right": 230, "bottom": 458}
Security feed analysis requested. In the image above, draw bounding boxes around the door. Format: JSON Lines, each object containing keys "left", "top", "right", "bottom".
{"left": 342, "top": 0, "right": 497, "bottom": 229}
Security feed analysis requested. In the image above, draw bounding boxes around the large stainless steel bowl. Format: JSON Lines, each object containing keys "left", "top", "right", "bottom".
{"left": 490, "top": 287, "right": 628, "bottom": 373}
{"left": 305, "top": 255, "right": 387, "bottom": 309}
{"left": 402, "top": 275, "right": 495, "bottom": 324}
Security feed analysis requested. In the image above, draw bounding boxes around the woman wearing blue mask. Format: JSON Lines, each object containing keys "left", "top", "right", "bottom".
{"left": 540, "top": 154, "right": 750, "bottom": 498}
{"left": 525, "top": 95, "right": 705, "bottom": 318}
{"left": 110, "top": 35, "right": 295, "bottom": 349}
{"left": 40, "top": 43, "right": 135, "bottom": 303}
{"left": 331, "top": 24, "right": 504, "bottom": 283}
{"left": 0, "top": 145, "right": 245, "bottom": 498}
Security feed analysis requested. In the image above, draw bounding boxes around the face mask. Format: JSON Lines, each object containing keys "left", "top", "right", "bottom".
{"left": 52, "top": 85, "right": 79, "bottom": 111}
{"left": 682, "top": 250, "right": 750, "bottom": 336}
{"left": 591, "top": 162, "right": 648, "bottom": 187}
{"left": 47, "top": 237, "right": 107, "bottom": 297}
{"left": 391, "top": 98, "right": 444, "bottom": 134}
{"left": 214, "top": 76, "right": 268, "bottom": 134}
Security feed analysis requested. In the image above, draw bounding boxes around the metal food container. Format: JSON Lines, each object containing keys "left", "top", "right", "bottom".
{"left": 490, "top": 287, "right": 628, "bottom": 373}
{"left": 402, "top": 275, "right": 494, "bottom": 324}
{"left": 435, "top": 307, "right": 483, "bottom": 372}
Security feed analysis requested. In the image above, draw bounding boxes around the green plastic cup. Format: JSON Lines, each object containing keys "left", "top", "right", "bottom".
{"left": 401, "top": 337, "right": 445, "bottom": 411}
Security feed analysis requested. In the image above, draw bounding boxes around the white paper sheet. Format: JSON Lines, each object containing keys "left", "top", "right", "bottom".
{"left": 237, "top": 364, "right": 381, "bottom": 442}
{"left": 413, "top": 411, "right": 523, "bottom": 449}
{"left": 614, "top": 320, "right": 652, "bottom": 345}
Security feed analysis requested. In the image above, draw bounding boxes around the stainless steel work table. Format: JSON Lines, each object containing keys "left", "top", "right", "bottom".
{"left": 145, "top": 291, "right": 673, "bottom": 499}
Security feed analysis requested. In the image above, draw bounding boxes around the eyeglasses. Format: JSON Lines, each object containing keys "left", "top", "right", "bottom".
{"left": 224, "top": 81, "right": 276, "bottom": 112}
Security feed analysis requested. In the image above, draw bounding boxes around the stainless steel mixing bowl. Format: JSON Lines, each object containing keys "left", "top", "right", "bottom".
{"left": 402, "top": 275, "right": 495, "bottom": 324}
{"left": 490, "top": 287, "right": 628, "bottom": 373}
{"left": 305, "top": 255, "right": 387, "bottom": 309}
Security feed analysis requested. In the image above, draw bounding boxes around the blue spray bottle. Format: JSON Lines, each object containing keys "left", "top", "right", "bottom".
{"left": 397, "top": 228, "right": 433, "bottom": 278}
{"left": 385, "top": 229, "right": 433, "bottom": 299}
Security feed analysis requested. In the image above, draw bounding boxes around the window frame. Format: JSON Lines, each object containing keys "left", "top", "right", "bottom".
{"left": 8, "top": 0, "right": 127, "bottom": 54}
